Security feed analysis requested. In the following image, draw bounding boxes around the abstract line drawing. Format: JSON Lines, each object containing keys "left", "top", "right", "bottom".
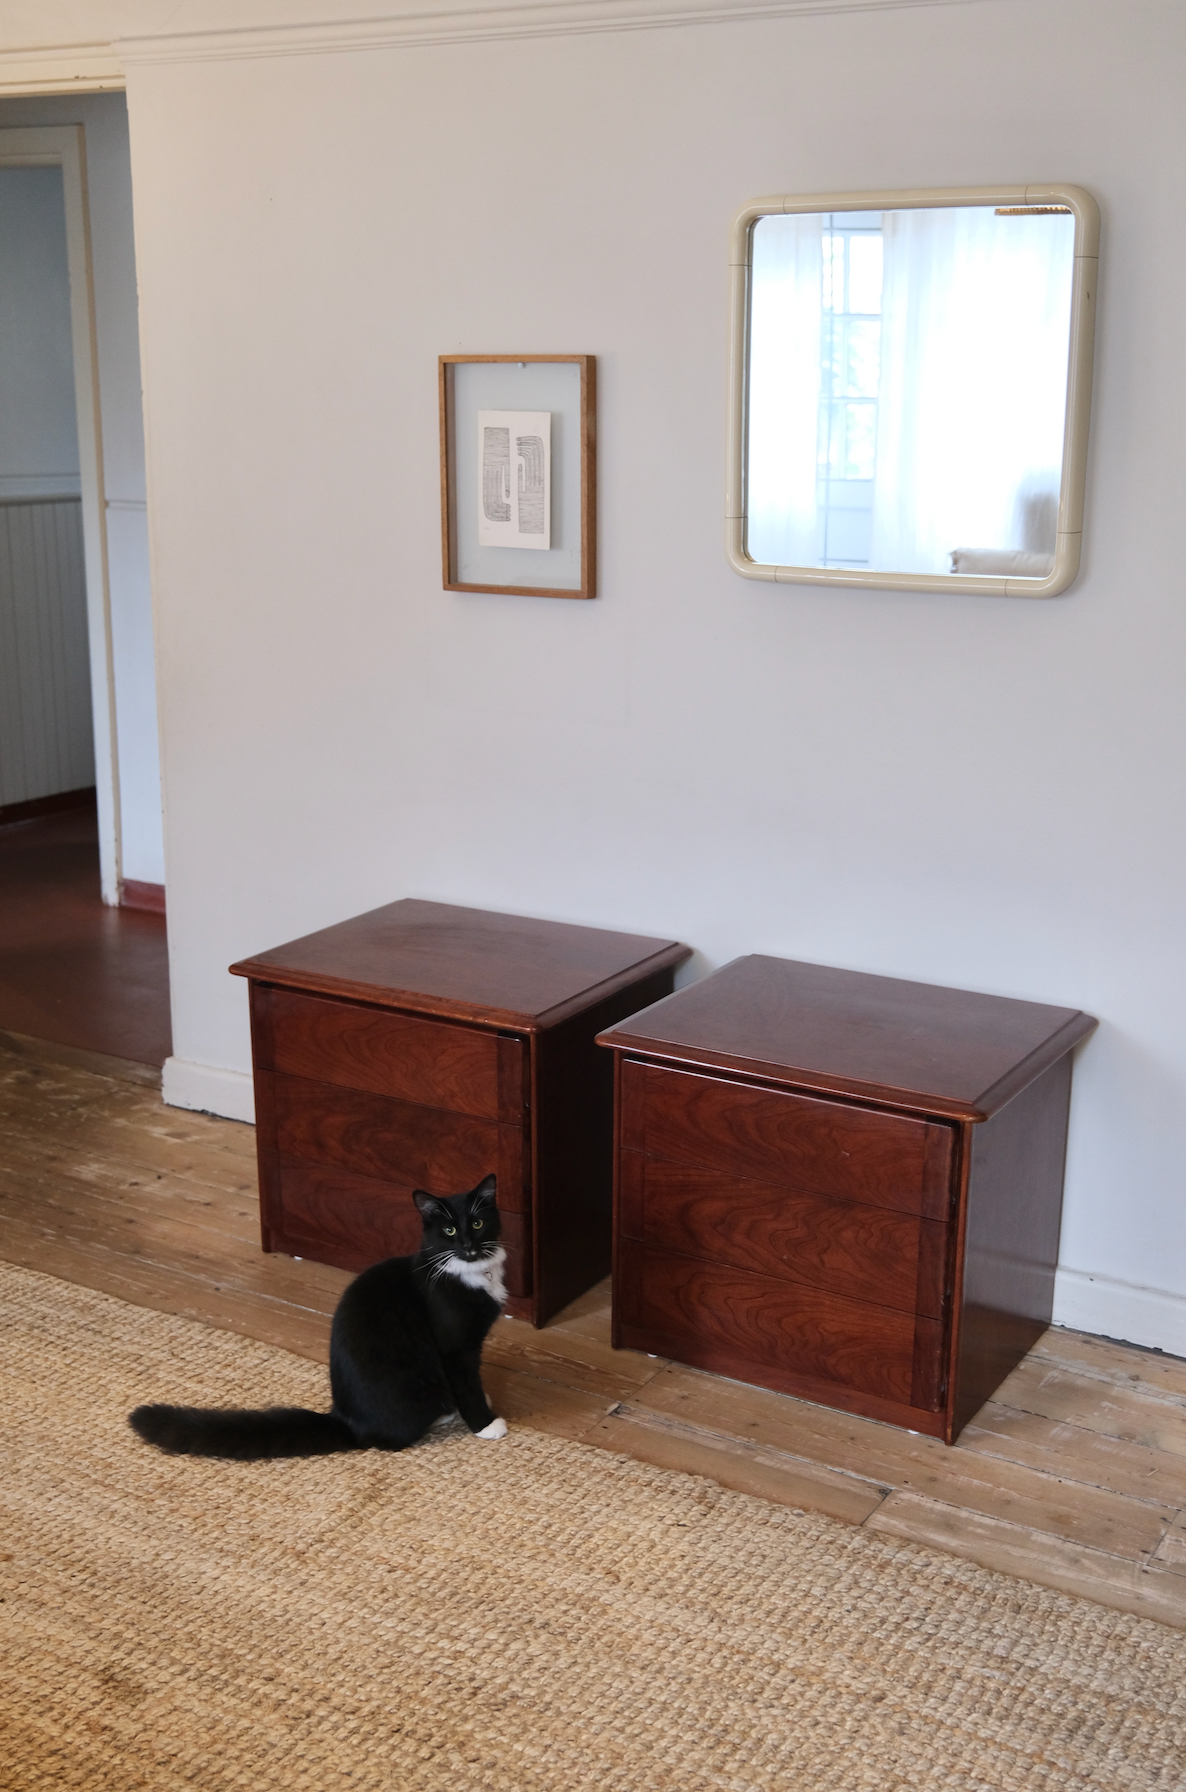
{"left": 482, "top": 427, "right": 511, "bottom": 522}
{"left": 516, "top": 435, "right": 545, "bottom": 535}
{"left": 476, "top": 409, "right": 551, "bottom": 550}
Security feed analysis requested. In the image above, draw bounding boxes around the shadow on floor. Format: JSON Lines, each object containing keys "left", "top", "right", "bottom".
{"left": 0, "top": 797, "right": 171, "bottom": 1065}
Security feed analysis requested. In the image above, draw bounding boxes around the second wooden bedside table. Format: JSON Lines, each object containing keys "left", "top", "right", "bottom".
{"left": 231, "top": 899, "right": 691, "bottom": 1326}
{"left": 598, "top": 956, "right": 1096, "bottom": 1443}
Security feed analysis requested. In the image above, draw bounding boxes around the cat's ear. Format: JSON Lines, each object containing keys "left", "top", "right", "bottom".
{"left": 413, "top": 1190, "right": 447, "bottom": 1221}
{"left": 474, "top": 1174, "right": 497, "bottom": 1205}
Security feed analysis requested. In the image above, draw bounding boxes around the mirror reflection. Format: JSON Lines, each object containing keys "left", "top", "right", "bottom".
{"left": 745, "top": 205, "right": 1077, "bottom": 579}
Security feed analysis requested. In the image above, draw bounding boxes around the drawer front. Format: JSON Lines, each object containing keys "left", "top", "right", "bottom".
{"left": 267, "top": 1071, "right": 527, "bottom": 1212}
{"left": 255, "top": 986, "right": 523, "bottom": 1122}
{"left": 621, "top": 1060, "right": 953, "bottom": 1219}
{"left": 618, "top": 1243, "right": 923, "bottom": 1407}
{"left": 266, "top": 1156, "right": 530, "bottom": 1294}
{"left": 618, "top": 1151, "right": 947, "bottom": 1319}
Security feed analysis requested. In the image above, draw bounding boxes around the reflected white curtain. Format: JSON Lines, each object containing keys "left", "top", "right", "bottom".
{"left": 869, "top": 207, "right": 1075, "bottom": 575}
{"left": 746, "top": 214, "right": 823, "bottom": 567}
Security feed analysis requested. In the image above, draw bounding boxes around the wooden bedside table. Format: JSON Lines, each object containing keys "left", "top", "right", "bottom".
{"left": 231, "top": 899, "right": 691, "bottom": 1326}
{"left": 597, "top": 956, "right": 1097, "bottom": 1442}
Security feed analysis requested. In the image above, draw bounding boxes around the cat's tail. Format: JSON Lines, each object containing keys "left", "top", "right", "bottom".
{"left": 129, "top": 1403, "right": 357, "bottom": 1460}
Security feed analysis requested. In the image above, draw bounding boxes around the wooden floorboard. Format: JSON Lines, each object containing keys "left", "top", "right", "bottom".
{"left": 1028, "top": 1326, "right": 1186, "bottom": 1399}
{"left": 0, "top": 804, "right": 172, "bottom": 1066}
{"left": 958, "top": 1403, "right": 1186, "bottom": 1506}
{"left": 1152, "top": 1511, "right": 1186, "bottom": 1574}
{"left": 3, "top": 1027, "right": 1184, "bottom": 1632}
{"left": 865, "top": 1493, "right": 1186, "bottom": 1632}
{"left": 583, "top": 1405, "right": 889, "bottom": 1524}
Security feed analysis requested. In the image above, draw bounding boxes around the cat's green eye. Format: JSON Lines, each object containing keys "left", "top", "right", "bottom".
{"left": 473, "top": 1219, "right": 483, "bottom": 1230}
{"left": 443, "top": 1226, "right": 457, "bottom": 1236}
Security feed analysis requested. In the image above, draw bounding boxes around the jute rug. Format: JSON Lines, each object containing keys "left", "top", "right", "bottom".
{"left": 2, "top": 1263, "right": 1184, "bottom": 1792}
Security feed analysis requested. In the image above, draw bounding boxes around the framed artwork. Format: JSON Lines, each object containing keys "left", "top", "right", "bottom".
{"left": 439, "top": 354, "right": 596, "bottom": 600}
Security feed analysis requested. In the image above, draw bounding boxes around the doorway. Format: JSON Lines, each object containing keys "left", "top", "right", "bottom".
{"left": 0, "top": 97, "right": 170, "bottom": 1065}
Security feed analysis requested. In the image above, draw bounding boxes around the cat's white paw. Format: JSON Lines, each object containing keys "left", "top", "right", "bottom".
{"left": 476, "top": 1416, "right": 508, "bottom": 1440}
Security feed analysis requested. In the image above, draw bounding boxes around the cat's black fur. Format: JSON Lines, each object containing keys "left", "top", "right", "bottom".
{"left": 129, "top": 1175, "right": 507, "bottom": 1460}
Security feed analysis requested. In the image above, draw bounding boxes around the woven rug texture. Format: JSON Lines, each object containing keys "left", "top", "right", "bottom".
{"left": 2, "top": 1260, "right": 1184, "bottom": 1791}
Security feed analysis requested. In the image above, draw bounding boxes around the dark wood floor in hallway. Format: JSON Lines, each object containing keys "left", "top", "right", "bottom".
{"left": 0, "top": 798, "right": 171, "bottom": 1065}
{"left": 2, "top": 1026, "right": 1184, "bottom": 1634}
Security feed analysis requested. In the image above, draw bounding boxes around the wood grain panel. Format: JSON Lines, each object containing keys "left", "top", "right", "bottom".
{"left": 231, "top": 898, "right": 691, "bottom": 1031}
{"left": 267, "top": 1154, "right": 530, "bottom": 1294}
{"left": 952, "top": 1057, "right": 1074, "bottom": 1437}
{"left": 256, "top": 1146, "right": 283, "bottom": 1253}
{"left": 273, "top": 1156, "right": 424, "bottom": 1268}
{"left": 618, "top": 1243, "right": 918, "bottom": 1405}
{"left": 497, "top": 1033, "right": 528, "bottom": 1123}
{"left": 916, "top": 1218, "right": 950, "bottom": 1325}
{"left": 248, "top": 992, "right": 282, "bottom": 1250}
{"left": 621, "top": 1061, "right": 952, "bottom": 1216}
{"left": 495, "top": 1121, "right": 527, "bottom": 1217}
{"left": 618, "top": 1150, "right": 944, "bottom": 1316}
{"left": 600, "top": 953, "right": 1097, "bottom": 1122}
{"left": 530, "top": 969, "right": 677, "bottom": 1325}
{"left": 260, "top": 988, "right": 505, "bottom": 1118}
{"left": 266, "top": 1070, "right": 521, "bottom": 1203}
{"left": 911, "top": 1314, "right": 945, "bottom": 1410}
{"left": 248, "top": 982, "right": 276, "bottom": 1089}
{"left": 613, "top": 1316, "right": 944, "bottom": 1436}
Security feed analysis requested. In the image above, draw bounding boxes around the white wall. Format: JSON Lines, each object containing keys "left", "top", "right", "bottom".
{"left": 0, "top": 93, "right": 164, "bottom": 884}
{"left": 0, "top": 165, "right": 80, "bottom": 498}
{"left": 54, "top": 0, "right": 1184, "bottom": 1351}
{"left": 0, "top": 163, "right": 93, "bottom": 807}
{"left": 0, "top": 499, "right": 93, "bottom": 806}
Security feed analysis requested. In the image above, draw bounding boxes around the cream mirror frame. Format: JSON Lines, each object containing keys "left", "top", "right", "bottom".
{"left": 727, "top": 185, "right": 1099, "bottom": 597}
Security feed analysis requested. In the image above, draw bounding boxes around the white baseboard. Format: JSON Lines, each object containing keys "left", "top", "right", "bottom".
{"left": 1053, "top": 1266, "right": 1186, "bottom": 1358}
{"left": 162, "top": 1056, "right": 255, "bottom": 1125}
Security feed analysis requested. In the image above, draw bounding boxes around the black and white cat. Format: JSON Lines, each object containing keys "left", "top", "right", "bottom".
{"left": 130, "top": 1174, "right": 508, "bottom": 1459}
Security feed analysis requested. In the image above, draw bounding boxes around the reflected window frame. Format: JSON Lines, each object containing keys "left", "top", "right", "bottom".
{"left": 727, "top": 185, "right": 1099, "bottom": 598}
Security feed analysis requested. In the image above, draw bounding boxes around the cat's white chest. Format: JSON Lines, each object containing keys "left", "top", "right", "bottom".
{"left": 443, "top": 1247, "right": 507, "bottom": 1306}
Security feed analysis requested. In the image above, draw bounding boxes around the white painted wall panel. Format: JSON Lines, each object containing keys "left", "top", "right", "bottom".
{"left": 0, "top": 166, "right": 80, "bottom": 501}
{"left": 0, "top": 164, "right": 92, "bottom": 808}
{"left": 0, "top": 498, "right": 93, "bottom": 805}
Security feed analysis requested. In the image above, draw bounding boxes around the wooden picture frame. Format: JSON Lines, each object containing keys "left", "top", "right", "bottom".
{"left": 439, "top": 354, "right": 596, "bottom": 600}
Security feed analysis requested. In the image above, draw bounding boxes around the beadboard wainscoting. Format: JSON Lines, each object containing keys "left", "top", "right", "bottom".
{"left": 0, "top": 496, "right": 94, "bottom": 810}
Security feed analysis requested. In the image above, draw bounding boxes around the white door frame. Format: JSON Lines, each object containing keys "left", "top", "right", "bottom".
{"left": 0, "top": 125, "right": 120, "bottom": 901}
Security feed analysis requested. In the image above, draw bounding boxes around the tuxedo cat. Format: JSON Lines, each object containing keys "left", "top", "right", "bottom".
{"left": 130, "top": 1175, "right": 508, "bottom": 1459}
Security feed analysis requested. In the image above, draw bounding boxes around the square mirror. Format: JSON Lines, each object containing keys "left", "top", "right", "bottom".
{"left": 728, "top": 186, "right": 1098, "bottom": 596}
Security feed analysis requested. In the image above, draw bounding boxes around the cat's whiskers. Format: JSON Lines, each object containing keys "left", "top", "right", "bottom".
{"left": 422, "top": 1255, "right": 453, "bottom": 1292}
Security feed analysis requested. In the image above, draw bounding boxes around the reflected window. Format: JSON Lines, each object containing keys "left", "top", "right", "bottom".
{"left": 732, "top": 187, "right": 1097, "bottom": 595}
{"left": 819, "top": 213, "right": 883, "bottom": 565}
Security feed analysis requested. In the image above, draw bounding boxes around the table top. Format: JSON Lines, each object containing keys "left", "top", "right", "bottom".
{"left": 597, "top": 954, "right": 1097, "bottom": 1121}
{"left": 230, "top": 898, "right": 692, "bottom": 1031}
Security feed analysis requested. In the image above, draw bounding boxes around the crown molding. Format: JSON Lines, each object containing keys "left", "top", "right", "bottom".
{"left": 0, "top": 41, "right": 124, "bottom": 95}
{"left": 0, "top": 0, "right": 991, "bottom": 89}
{"left": 116, "top": 0, "right": 989, "bottom": 65}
